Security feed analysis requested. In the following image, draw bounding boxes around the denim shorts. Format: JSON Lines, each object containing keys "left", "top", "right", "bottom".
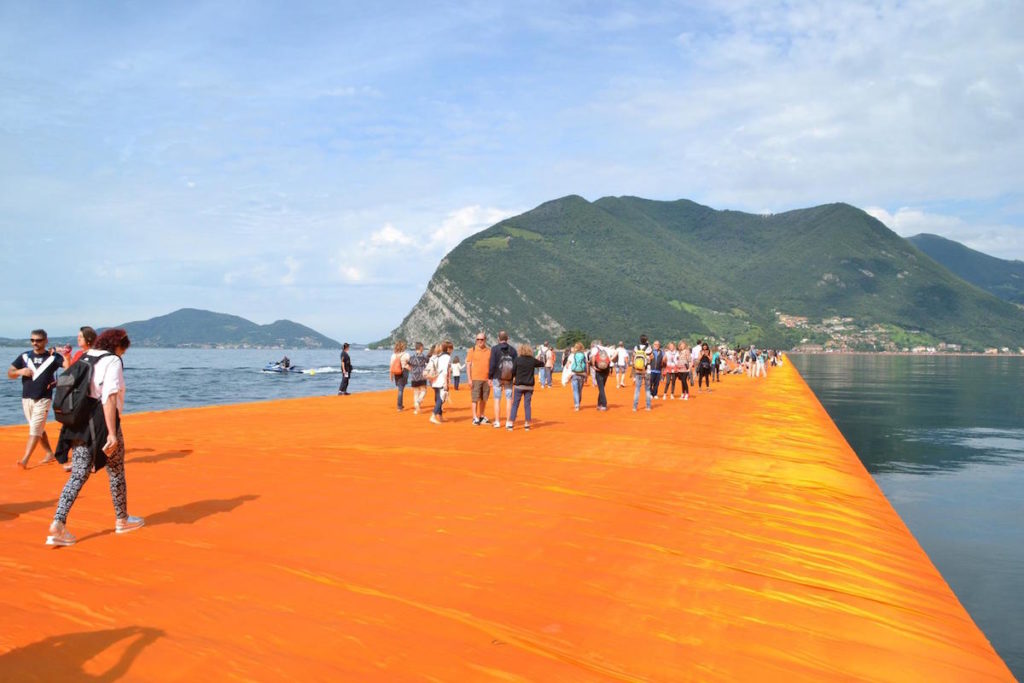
{"left": 491, "top": 379, "right": 513, "bottom": 398}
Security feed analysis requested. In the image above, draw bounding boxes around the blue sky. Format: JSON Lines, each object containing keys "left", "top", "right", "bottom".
{"left": 2, "top": 1, "right": 1022, "bottom": 342}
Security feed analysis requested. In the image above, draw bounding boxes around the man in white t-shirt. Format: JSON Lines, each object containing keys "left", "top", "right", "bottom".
{"left": 614, "top": 342, "right": 628, "bottom": 388}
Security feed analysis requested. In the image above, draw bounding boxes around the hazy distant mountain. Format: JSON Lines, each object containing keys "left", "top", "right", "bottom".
{"left": 907, "top": 233, "right": 1024, "bottom": 305}
{"left": 112, "top": 308, "right": 339, "bottom": 348}
{"left": 379, "top": 195, "right": 1024, "bottom": 351}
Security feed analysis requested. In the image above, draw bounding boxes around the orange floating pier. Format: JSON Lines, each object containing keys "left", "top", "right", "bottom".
{"left": 0, "top": 363, "right": 1013, "bottom": 681}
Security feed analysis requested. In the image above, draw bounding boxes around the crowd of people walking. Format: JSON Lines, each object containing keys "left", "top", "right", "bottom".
{"left": 389, "top": 331, "right": 779, "bottom": 430}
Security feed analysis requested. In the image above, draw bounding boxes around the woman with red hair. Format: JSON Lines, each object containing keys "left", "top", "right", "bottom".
{"left": 46, "top": 328, "right": 145, "bottom": 547}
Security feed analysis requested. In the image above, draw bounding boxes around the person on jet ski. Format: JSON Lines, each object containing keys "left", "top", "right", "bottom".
{"left": 279, "top": 356, "right": 291, "bottom": 369}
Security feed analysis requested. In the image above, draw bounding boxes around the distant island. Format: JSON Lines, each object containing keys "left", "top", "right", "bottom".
{"left": 0, "top": 309, "right": 340, "bottom": 349}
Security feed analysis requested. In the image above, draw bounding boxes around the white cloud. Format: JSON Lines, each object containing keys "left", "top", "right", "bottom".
{"left": 865, "top": 206, "right": 1024, "bottom": 260}
{"left": 339, "top": 265, "right": 362, "bottom": 282}
{"left": 280, "top": 256, "right": 300, "bottom": 286}
{"left": 429, "top": 205, "right": 518, "bottom": 251}
{"left": 367, "top": 223, "right": 413, "bottom": 248}
{"left": 332, "top": 205, "right": 519, "bottom": 286}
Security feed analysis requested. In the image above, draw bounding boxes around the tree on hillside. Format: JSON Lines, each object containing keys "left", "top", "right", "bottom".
{"left": 556, "top": 329, "right": 589, "bottom": 348}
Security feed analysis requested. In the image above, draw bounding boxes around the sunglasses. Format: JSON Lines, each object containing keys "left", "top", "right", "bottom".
{"left": 30, "top": 338, "right": 46, "bottom": 343}
{"left": 476, "top": 338, "right": 486, "bottom": 341}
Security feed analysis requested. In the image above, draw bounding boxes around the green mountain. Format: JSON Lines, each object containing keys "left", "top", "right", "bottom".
{"left": 117, "top": 308, "right": 339, "bottom": 348}
{"left": 380, "top": 195, "right": 1024, "bottom": 351}
{"left": 907, "top": 233, "right": 1024, "bottom": 305}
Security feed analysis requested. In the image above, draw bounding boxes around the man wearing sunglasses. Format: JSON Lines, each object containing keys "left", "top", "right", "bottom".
{"left": 8, "top": 329, "right": 64, "bottom": 469}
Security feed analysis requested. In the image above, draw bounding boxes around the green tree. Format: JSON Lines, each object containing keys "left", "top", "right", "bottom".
{"left": 556, "top": 329, "right": 589, "bottom": 348}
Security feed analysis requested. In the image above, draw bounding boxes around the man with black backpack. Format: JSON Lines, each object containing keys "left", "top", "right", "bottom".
{"left": 488, "top": 330, "right": 517, "bottom": 429}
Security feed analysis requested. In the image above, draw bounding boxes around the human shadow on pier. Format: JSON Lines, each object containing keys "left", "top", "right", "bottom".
{"left": 74, "top": 495, "right": 261, "bottom": 544}
{"left": 0, "top": 498, "right": 57, "bottom": 521}
{"left": 146, "top": 494, "right": 260, "bottom": 527}
{"left": 0, "top": 626, "right": 164, "bottom": 682}
{"left": 126, "top": 449, "right": 193, "bottom": 465}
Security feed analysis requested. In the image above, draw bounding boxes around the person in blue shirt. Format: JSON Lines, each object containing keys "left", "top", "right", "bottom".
{"left": 8, "top": 329, "right": 64, "bottom": 469}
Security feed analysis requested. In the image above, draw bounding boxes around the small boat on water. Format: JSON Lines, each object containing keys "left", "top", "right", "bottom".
{"left": 261, "top": 362, "right": 303, "bottom": 374}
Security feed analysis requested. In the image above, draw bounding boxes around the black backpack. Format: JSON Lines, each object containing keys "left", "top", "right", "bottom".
{"left": 499, "top": 348, "right": 515, "bottom": 382}
{"left": 53, "top": 352, "right": 111, "bottom": 429}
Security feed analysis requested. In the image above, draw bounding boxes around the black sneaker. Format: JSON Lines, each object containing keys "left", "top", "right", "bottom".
{"left": 472, "top": 417, "right": 481, "bottom": 426}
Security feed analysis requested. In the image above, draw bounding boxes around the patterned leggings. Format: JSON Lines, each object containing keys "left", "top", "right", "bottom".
{"left": 54, "top": 425, "right": 127, "bottom": 524}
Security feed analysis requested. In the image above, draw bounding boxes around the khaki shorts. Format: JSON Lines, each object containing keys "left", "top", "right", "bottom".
{"left": 22, "top": 398, "right": 51, "bottom": 436}
{"left": 470, "top": 380, "right": 491, "bottom": 402}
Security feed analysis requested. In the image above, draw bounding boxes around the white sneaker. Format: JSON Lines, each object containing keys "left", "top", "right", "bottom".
{"left": 493, "top": 421, "right": 501, "bottom": 429}
{"left": 46, "top": 521, "right": 76, "bottom": 547}
{"left": 115, "top": 515, "right": 145, "bottom": 534}
{"left": 429, "top": 415, "right": 442, "bottom": 425}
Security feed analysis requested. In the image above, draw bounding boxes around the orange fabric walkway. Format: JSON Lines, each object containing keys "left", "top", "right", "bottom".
{"left": 0, "top": 363, "right": 1012, "bottom": 681}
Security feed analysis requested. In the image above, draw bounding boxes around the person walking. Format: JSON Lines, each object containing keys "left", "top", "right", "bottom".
{"left": 614, "top": 342, "right": 628, "bottom": 388}
{"left": 338, "top": 343, "right": 353, "bottom": 395}
{"left": 63, "top": 326, "right": 97, "bottom": 369}
{"left": 543, "top": 342, "right": 555, "bottom": 388}
{"left": 697, "top": 342, "right": 713, "bottom": 391}
{"left": 590, "top": 341, "right": 613, "bottom": 411}
{"left": 389, "top": 341, "right": 410, "bottom": 411}
{"left": 428, "top": 341, "right": 452, "bottom": 425}
{"left": 488, "top": 331, "right": 517, "bottom": 429}
{"left": 451, "top": 356, "right": 462, "bottom": 390}
{"left": 677, "top": 341, "right": 691, "bottom": 400}
{"left": 568, "top": 342, "right": 588, "bottom": 411}
{"left": 46, "top": 328, "right": 144, "bottom": 547}
{"left": 662, "top": 342, "right": 679, "bottom": 400}
{"left": 648, "top": 340, "right": 665, "bottom": 400}
{"left": 9, "top": 329, "right": 64, "bottom": 469}
{"left": 507, "top": 344, "right": 545, "bottom": 430}
{"left": 632, "top": 335, "right": 653, "bottom": 412}
{"left": 407, "top": 342, "right": 429, "bottom": 414}
{"left": 466, "top": 332, "right": 492, "bottom": 425}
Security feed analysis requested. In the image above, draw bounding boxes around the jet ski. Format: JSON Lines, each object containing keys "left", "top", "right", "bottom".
{"left": 262, "top": 362, "right": 303, "bottom": 374}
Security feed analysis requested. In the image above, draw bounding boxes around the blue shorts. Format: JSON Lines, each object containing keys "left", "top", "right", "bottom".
{"left": 491, "top": 379, "right": 513, "bottom": 399}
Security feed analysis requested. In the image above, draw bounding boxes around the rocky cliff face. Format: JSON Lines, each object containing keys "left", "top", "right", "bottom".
{"left": 384, "top": 267, "right": 564, "bottom": 347}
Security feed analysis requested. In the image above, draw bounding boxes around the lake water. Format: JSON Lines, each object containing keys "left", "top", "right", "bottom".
{"left": 3, "top": 347, "right": 1020, "bottom": 675}
{"left": 790, "top": 353, "right": 1023, "bottom": 678}
{"left": 0, "top": 347, "right": 397, "bottom": 424}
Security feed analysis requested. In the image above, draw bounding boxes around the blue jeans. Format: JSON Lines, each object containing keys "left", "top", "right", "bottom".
{"left": 395, "top": 371, "right": 408, "bottom": 409}
{"left": 509, "top": 387, "right": 533, "bottom": 424}
{"left": 538, "top": 367, "right": 549, "bottom": 387}
{"left": 633, "top": 374, "right": 651, "bottom": 409}
{"left": 595, "top": 370, "right": 609, "bottom": 407}
{"left": 433, "top": 387, "right": 444, "bottom": 416}
{"left": 570, "top": 374, "right": 585, "bottom": 408}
